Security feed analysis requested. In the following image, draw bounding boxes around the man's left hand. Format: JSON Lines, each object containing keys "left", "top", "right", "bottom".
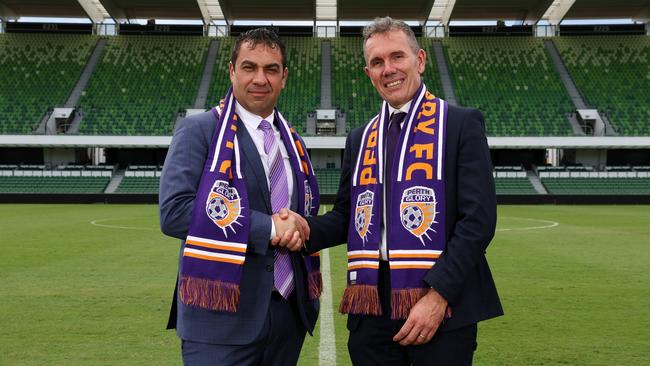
{"left": 393, "top": 288, "right": 448, "bottom": 346}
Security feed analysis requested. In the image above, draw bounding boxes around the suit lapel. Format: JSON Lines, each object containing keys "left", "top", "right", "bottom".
{"left": 236, "top": 122, "right": 272, "bottom": 213}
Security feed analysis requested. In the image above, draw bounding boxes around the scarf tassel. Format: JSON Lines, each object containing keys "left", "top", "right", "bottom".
{"left": 339, "top": 285, "right": 382, "bottom": 316}
{"left": 179, "top": 275, "right": 240, "bottom": 312}
{"left": 390, "top": 288, "right": 430, "bottom": 320}
{"left": 307, "top": 271, "right": 323, "bottom": 300}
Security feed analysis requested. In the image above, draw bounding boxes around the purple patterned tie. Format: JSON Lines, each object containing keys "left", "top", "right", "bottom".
{"left": 259, "top": 119, "right": 294, "bottom": 298}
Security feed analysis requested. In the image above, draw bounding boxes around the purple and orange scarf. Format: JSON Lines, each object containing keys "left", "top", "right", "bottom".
{"left": 179, "top": 87, "right": 321, "bottom": 312}
{"left": 340, "top": 84, "right": 448, "bottom": 319}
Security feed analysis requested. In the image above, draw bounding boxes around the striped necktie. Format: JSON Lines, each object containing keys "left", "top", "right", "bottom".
{"left": 258, "top": 119, "right": 294, "bottom": 299}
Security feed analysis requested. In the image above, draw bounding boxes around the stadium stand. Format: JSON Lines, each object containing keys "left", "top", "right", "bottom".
{"left": 115, "top": 165, "right": 161, "bottom": 194}
{"left": 494, "top": 166, "right": 538, "bottom": 194}
{"left": 540, "top": 166, "right": 650, "bottom": 194}
{"left": 315, "top": 168, "right": 341, "bottom": 195}
{"left": 0, "top": 33, "right": 97, "bottom": 134}
{"left": 277, "top": 37, "right": 321, "bottom": 133}
{"left": 78, "top": 36, "right": 209, "bottom": 135}
{"left": 417, "top": 37, "right": 445, "bottom": 100}
{"left": 205, "top": 37, "right": 234, "bottom": 109}
{"left": 553, "top": 36, "right": 650, "bottom": 136}
{"left": 0, "top": 165, "right": 111, "bottom": 193}
{"left": 330, "top": 37, "right": 382, "bottom": 131}
{"left": 442, "top": 37, "right": 575, "bottom": 136}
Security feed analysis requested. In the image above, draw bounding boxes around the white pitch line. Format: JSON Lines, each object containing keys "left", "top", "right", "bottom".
{"left": 318, "top": 248, "right": 337, "bottom": 366}
{"left": 89, "top": 218, "right": 158, "bottom": 231}
{"left": 496, "top": 216, "right": 559, "bottom": 232}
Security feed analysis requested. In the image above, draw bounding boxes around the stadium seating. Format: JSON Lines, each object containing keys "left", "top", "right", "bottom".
{"left": 494, "top": 166, "right": 537, "bottom": 194}
{"left": 277, "top": 37, "right": 321, "bottom": 133}
{"left": 114, "top": 165, "right": 161, "bottom": 193}
{"left": 442, "top": 37, "right": 574, "bottom": 136}
{"left": 539, "top": 166, "right": 650, "bottom": 194}
{"left": 0, "top": 33, "right": 97, "bottom": 134}
{"left": 0, "top": 166, "right": 111, "bottom": 193}
{"left": 417, "top": 38, "right": 445, "bottom": 99}
{"left": 330, "top": 37, "right": 382, "bottom": 131}
{"left": 315, "top": 168, "right": 341, "bottom": 195}
{"left": 542, "top": 177, "right": 650, "bottom": 194}
{"left": 78, "top": 36, "right": 209, "bottom": 135}
{"left": 205, "top": 37, "right": 234, "bottom": 108}
{"left": 115, "top": 176, "right": 159, "bottom": 193}
{"left": 495, "top": 177, "right": 538, "bottom": 194}
{"left": 553, "top": 36, "right": 650, "bottom": 136}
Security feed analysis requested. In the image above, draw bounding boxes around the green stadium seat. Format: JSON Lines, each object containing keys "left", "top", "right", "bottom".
{"left": 553, "top": 36, "right": 650, "bottom": 136}
{"left": 0, "top": 33, "right": 97, "bottom": 134}
{"left": 78, "top": 36, "right": 209, "bottom": 135}
{"left": 443, "top": 37, "right": 574, "bottom": 136}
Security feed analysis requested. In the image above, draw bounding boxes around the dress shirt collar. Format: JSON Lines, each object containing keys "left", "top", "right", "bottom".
{"left": 235, "top": 102, "right": 275, "bottom": 131}
{"left": 387, "top": 100, "right": 413, "bottom": 126}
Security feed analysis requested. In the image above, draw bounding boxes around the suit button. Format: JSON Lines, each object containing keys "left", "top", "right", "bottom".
{"left": 266, "top": 264, "right": 273, "bottom": 272}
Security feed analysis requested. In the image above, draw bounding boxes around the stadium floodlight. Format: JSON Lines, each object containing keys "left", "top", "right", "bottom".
{"left": 427, "top": 0, "right": 456, "bottom": 26}
{"left": 77, "top": 0, "right": 111, "bottom": 24}
{"left": 541, "top": 0, "right": 576, "bottom": 26}
{"left": 196, "top": 0, "right": 226, "bottom": 25}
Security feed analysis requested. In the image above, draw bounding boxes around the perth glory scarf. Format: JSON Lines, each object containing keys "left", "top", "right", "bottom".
{"left": 179, "top": 87, "right": 322, "bottom": 312}
{"left": 340, "top": 83, "right": 448, "bottom": 319}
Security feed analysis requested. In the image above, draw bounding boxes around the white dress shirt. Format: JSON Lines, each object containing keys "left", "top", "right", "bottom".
{"left": 235, "top": 102, "right": 294, "bottom": 239}
{"left": 380, "top": 100, "right": 413, "bottom": 261}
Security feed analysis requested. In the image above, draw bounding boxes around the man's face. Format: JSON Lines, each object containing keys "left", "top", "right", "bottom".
{"left": 230, "top": 41, "right": 287, "bottom": 117}
{"left": 364, "top": 29, "right": 425, "bottom": 109}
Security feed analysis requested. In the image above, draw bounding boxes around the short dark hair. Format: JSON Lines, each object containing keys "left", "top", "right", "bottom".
{"left": 230, "top": 28, "right": 286, "bottom": 68}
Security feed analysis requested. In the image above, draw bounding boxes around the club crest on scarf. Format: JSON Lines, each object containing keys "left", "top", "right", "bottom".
{"left": 304, "top": 180, "right": 313, "bottom": 217}
{"left": 354, "top": 190, "right": 374, "bottom": 243}
{"left": 205, "top": 180, "right": 243, "bottom": 236}
{"left": 400, "top": 186, "right": 437, "bottom": 245}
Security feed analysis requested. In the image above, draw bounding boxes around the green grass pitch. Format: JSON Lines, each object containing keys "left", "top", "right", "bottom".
{"left": 1, "top": 204, "right": 649, "bottom": 365}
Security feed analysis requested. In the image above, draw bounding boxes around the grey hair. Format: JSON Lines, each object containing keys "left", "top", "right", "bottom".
{"left": 362, "top": 16, "right": 420, "bottom": 56}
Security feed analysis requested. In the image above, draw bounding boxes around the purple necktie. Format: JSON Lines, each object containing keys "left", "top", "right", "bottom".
{"left": 259, "top": 119, "right": 294, "bottom": 299}
{"left": 384, "top": 112, "right": 405, "bottom": 233}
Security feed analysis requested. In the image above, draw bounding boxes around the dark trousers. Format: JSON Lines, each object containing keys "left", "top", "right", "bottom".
{"left": 181, "top": 292, "right": 306, "bottom": 366}
{"left": 348, "top": 261, "right": 477, "bottom": 366}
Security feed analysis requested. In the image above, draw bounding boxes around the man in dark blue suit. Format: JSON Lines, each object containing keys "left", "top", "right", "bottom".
{"left": 280, "top": 17, "right": 502, "bottom": 365}
{"left": 160, "top": 28, "right": 317, "bottom": 366}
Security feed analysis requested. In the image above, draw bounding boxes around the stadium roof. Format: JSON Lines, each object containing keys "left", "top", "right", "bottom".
{"left": 0, "top": 0, "right": 648, "bottom": 24}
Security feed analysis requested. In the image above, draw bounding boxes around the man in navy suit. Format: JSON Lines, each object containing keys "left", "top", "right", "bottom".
{"left": 280, "top": 17, "right": 502, "bottom": 365}
{"left": 160, "top": 28, "right": 316, "bottom": 366}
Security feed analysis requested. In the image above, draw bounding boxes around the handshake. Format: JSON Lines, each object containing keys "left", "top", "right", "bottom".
{"left": 270, "top": 208, "right": 310, "bottom": 252}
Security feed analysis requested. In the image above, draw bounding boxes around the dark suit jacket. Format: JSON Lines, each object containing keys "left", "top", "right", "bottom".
{"left": 159, "top": 110, "right": 319, "bottom": 345}
{"left": 306, "top": 104, "right": 503, "bottom": 332}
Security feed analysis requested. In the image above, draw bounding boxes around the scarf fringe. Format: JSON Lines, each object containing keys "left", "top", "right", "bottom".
{"left": 390, "top": 288, "right": 430, "bottom": 320}
{"left": 339, "top": 285, "right": 382, "bottom": 316}
{"left": 307, "top": 271, "right": 323, "bottom": 300}
{"left": 179, "top": 275, "right": 240, "bottom": 312}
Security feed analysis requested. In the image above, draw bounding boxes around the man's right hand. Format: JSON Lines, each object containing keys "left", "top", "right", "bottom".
{"left": 271, "top": 208, "right": 310, "bottom": 251}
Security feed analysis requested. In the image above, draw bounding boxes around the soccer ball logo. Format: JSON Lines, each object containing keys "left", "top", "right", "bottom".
{"left": 205, "top": 180, "right": 242, "bottom": 236}
{"left": 355, "top": 211, "right": 367, "bottom": 232}
{"left": 400, "top": 186, "right": 437, "bottom": 245}
{"left": 401, "top": 205, "right": 424, "bottom": 231}
{"left": 207, "top": 196, "right": 229, "bottom": 221}
{"left": 354, "top": 190, "right": 374, "bottom": 243}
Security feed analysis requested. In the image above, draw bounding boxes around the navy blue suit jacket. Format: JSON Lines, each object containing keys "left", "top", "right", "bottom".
{"left": 306, "top": 103, "right": 503, "bottom": 332}
{"left": 160, "top": 110, "right": 319, "bottom": 345}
